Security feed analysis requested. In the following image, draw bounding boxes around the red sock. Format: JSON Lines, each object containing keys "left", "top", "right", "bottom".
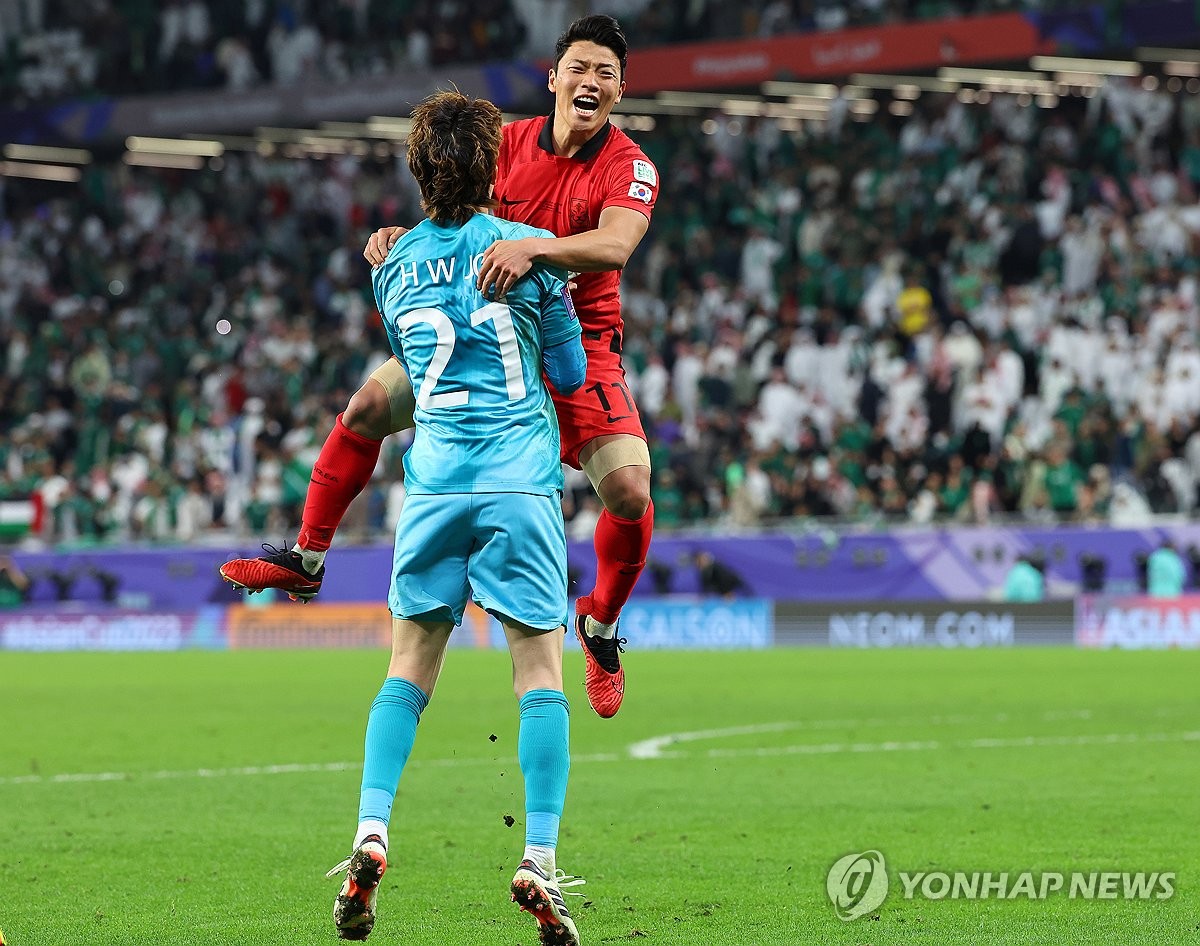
{"left": 589, "top": 501, "right": 654, "bottom": 624}
{"left": 296, "top": 413, "right": 381, "bottom": 552}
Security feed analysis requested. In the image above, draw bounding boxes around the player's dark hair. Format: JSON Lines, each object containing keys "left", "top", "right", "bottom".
{"left": 554, "top": 14, "right": 628, "bottom": 78}
{"left": 406, "top": 90, "right": 501, "bottom": 226}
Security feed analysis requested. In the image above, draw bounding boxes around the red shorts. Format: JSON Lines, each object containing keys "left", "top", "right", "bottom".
{"left": 551, "top": 331, "right": 646, "bottom": 469}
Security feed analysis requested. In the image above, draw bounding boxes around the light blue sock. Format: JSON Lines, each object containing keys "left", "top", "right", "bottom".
{"left": 518, "top": 689, "right": 570, "bottom": 849}
{"left": 358, "top": 677, "right": 429, "bottom": 825}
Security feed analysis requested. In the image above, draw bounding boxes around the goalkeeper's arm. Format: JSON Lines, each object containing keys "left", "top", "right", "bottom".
{"left": 543, "top": 338, "right": 586, "bottom": 395}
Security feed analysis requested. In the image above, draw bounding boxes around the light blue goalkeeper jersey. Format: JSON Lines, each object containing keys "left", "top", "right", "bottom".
{"left": 372, "top": 213, "right": 582, "bottom": 497}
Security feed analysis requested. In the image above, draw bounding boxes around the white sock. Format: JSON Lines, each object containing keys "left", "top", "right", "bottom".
{"left": 523, "top": 844, "right": 556, "bottom": 875}
{"left": 293, "top": 545, "right": 326, "bottom": 575}
{"left": 354, "top": 820, "right": 389, "bottom": 851}
{"left": 585, "top": 615, "right": 616, "bottom": 639}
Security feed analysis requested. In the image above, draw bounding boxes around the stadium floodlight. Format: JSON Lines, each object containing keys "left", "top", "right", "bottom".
{"left": 1029, "top": 56, "right": 1141, "bottom": 76}
{"left": 317, "top": 122, "right": 376, "bottom": 138}
{"left": 1053, "top": 71, "right": 1108, "bottom": 87}
{"left": 785, "top": 94, "right": 836, "bottom": 109}
{"left": 192, "top": 135, "right": 259, "bottom": 152}
{"left": 365, "top": 117, "right": 413, "bottom": 139}
{"left": 1136, "top": 46, "right": 1200, "bottom": 63}
{"left": 1164, "top": 61, "right": 1200, "bottom": 77}
{"left": 939, "top": 66, "right": 1047, "bottom": 84}
{"left": 851, "top": 73, "right": 958, "bottom": 92}
{"left": 610, "top": 114, "right": 657, "bottom": 132}
{"left": 656, "top": 90, "right": 746, "bottom": 106}
{"left": 0, "top": 160, "right": 81, "bottom": 182}
{"left": 126, "top": 136, "right": 223, "bottom": 157}
{"left": 2, "top": 144, "right": 91, "bottom": 164}
{"left": 255, "top": 126, "right": 308, "bottom": 142}
{"left": 981, "top": 76, "right": 1056, "bottom": 94}
{"left": 123, "top": 151, "right": 205, "bottom": 170}
{"left": 614, "top": 98, "right": 704, "bottom": 114}
{"left": 300, "top": 136, "right": 371, "bottom": 156}
{"left": 761, "top": 81, "right": 839, "bottom": 98}
{"left": 719, "top": 100, "right": 766, "bottom": 116}
{"left": 661, "top": 91, "right": 774, "bottom": 116}
{"left": 769, "top": 102, "right": 829, "bottom": 119}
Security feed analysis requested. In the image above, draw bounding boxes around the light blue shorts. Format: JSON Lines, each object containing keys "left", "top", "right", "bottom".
{"left": 389, "top": 491, "right": 568, "bottom": 631}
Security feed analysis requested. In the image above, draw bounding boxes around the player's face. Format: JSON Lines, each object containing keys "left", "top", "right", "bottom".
{"left": 549, "top": 41, "right": 625, "bottom": 137}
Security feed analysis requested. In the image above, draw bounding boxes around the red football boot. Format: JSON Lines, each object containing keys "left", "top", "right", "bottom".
{"left": 573, "top": 596, "right": 626, "bottom": 718}
{"left": 219, "top": 543, "right": 324, "bottom": 602}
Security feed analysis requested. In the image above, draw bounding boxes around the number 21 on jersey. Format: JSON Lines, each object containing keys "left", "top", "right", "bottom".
{"left": 397, "top": 302, "right": 526, "bottom": 410}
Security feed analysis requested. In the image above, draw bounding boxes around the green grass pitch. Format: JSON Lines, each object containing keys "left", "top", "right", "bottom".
{"left": 1, "top": 647, "right": 1197, "bottom": 945}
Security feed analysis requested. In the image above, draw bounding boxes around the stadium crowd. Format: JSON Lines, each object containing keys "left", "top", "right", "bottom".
{"left": 2, "top": 75, "right": 1200, "bottom": 543}
{"left": 2, "top": 0, "right": 1072, "bottom": 105}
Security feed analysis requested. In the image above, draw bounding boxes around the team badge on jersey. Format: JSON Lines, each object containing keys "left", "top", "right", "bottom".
{"left": 632, "top": 160, "right": 657, "bottom": 186}
{"left": 560, "top": 286, "right": 577, "bottom": 321}
{"left": 627, "top": 181, "right": 653, "bottom": 204}
{"left": 569, "top": 197, "right": 589, "bottom": 232}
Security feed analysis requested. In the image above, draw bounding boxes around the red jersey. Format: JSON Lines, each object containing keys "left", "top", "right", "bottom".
{"left": 495, "top": 116, "right": 658, "bottom": 335}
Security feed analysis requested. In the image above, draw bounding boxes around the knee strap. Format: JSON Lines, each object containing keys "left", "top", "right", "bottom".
{"left": 369, "top": 358, "right": 416, "bottom": 431}
{"left": 581, "top": 436, "right": 651, "bottom": 492}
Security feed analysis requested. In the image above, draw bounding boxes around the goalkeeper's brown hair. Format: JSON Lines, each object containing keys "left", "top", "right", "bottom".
{"left": 406, "top": 90, "right": 502, "bottom": 226}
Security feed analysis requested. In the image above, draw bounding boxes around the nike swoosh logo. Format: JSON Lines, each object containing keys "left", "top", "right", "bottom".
{"left": 499, "top": 197, "right": 530, "bottom": 206}
{"left": 606, "top": 414, "right": 632, "bottom": 423}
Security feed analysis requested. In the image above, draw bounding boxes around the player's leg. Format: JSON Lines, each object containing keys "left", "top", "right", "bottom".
{"left": 220, "top": 358, "right": 415, "bottom": 599}
{"left": 554, "top": 349, "right": 654, "bottom": 717}
{"left": 356, "top": 616, "right": 455, "bottom": 851}
{"left": 468, "top": 493, "right": 581, "bottom": 946}
{"left": 573, "top": 432, "right": 653, "bottom": 719}
{"left": 580, "top": 433, "right": 654, "bottom": 623}
{"left": 330, "top": 616, "right": 452, "bottom": 941}
{"left": 329, "top": 493, "right": 470, "bottom": 940}
{"left": 504, "top": 621, "right": 581, "bottom": 946}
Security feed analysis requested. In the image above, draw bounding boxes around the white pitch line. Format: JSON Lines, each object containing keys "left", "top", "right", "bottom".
{"left": 701, "top": 731, "right": 1200, "bottom": 760}
{"left": 625, "top": 708, "right": 1099, "bottom": 760}
{"left": 0, "top": 752, "right": 621, "bottom": 787}
{"left": 3, "top": 719, "right": 1193, "bottom": 788}
{"left": 2, "top": 761, "right": 360, "bottom": 786}
{"left": 627, "top": 722, "right": 801, "bottom": 760}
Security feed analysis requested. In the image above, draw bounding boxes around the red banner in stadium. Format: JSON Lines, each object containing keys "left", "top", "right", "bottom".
{"left": 624, "top": 13, "right": 1053, "bottom": 93}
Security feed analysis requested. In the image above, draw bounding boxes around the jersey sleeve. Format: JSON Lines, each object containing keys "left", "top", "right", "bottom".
{"left": 600, "top": 148, "right": 658, "bottom": 220}
{"left": 531, "top": 263, "right": 583, "bottom": 349}
{"left": 371, "top": 264, "right": 406, "bottom": 362}
{"left": 543, "top": 337, "right": 586, "bottom": 395}
{"left": 370, "top": 263, "right": 387, "bottom": 315}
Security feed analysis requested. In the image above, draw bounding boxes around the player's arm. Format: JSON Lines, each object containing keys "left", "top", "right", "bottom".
{"left": 363, "top": 226, "right": 410, "bottom": 267}
{"left": 537, "top": 268, "right": 586, "bottom": 395}
{"left": 371, "top": 264, "right": 409, "bottom": 366}
{"left": 544, "top": 339, "right": 586, "bottom": 395}
{"left": 477, "top": 206, "right": 649, "bottom": 299}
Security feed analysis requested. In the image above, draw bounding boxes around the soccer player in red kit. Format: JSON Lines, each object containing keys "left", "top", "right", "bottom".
{"left": 222, "top": 15, "right": 656, "bottom": 719}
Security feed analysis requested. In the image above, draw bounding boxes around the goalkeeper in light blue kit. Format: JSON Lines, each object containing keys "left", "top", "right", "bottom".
{"left": 326, "top": 90, "right": 586, "bottom": 946}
